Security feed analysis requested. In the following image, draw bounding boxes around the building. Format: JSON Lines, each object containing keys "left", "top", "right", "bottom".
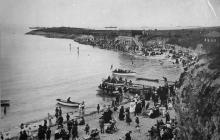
{"left": 204, "top": 31, "right": 220, "bottom": 44}
{"left": 76, "top": 35, "right": 94, "bottom": 42}
{"left": 115, "top": 36, "right": 142, "bottom": 51}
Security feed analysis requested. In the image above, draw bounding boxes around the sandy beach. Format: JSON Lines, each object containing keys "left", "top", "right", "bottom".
{"left": 3, "top": 95, "right": 177, "bottom": 140}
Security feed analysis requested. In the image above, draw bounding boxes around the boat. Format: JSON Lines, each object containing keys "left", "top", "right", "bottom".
{"left": 128, "top": 84, "right": 152, "bottom": 94}
{"left": 136, "top": 77, "right": 175, "bottom": 84}
{"left": 98, "top": 81, "right": 123, "bottom": 97}
{"left": 136, "top": 77, "right": 159, "bottom": 83}
{"left": 56, "top": 99, "right": 80, "bottom": 107}
{"left": 102, "top": 82, "right": 125, "bottom": 86}
{"left": 112, "top": 69, "right": 136, "bottom": 77}
{"left": 1, "top": 100, "right": 10, "bottom": 107}
{"left": 97, "top": 89, "right": 121, "bottom": 97}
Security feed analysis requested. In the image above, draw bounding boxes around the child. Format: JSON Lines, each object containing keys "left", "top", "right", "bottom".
{"left": 84, "top": 124, "right": 90, "bottom": 135}
{"left": 135, "top": 117, "right": 140, "bottom": 132}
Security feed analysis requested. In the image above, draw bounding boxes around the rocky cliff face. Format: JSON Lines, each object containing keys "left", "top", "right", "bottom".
{"left": 176, "top": 54, "right": 220, "bottom": 140}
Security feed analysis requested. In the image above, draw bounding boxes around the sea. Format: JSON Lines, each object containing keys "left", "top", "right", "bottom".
{"left": 0, "top": 25, "right": 181, "bottom": 132}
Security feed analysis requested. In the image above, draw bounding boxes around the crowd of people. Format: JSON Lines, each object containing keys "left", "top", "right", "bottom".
{"left": 104, "top": 76, "right": 125, "bottom": 84}
{"left": 35, "top": 105, "right": 98, "bottom": 140}
{"left": 113, "top": 69, "right": 134, "bottom": 74}
{"left": 99, "top": 76, "right": 134, "bottom": 97}
{"left": 98, "top": 76, "right": 179, "bottom": 139}
{"left": 148, "top": 119, "right": 180, "bottom": 139}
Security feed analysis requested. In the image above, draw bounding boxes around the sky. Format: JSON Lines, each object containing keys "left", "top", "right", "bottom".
{"left": 0, "top": 0, "right": 220, "bottom": 29}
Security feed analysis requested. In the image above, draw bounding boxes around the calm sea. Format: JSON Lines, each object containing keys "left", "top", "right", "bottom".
{"left": 0, "top": 25, "right": 181, "bottom": 131}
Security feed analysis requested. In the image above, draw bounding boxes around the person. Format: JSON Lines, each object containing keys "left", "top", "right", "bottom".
{"left": 67, "top": 120, "right": 72, "bottom": 133}
{"left": 125, "top": 109, "right": 132, "bottom": 125}
{"left": 20, "top": 123, "right": 24, "bottom": 130}
{"left": 78, "top": 117, "right": 85, "bottom": 125}
{"left": 59, "top": 107, "right": 62, "bottom": 116}
{"left": 46, "top": 127, "right": 51, "bottom": 140}
{"left": 57, "top": 115, "right": 63, "bottom": 126}
{"left": 78, "top": 104, "right": 82, "bottom": 116}
{"left": 72, "top": 124, "right": 78, "bottom": 140}
{"left": 55, "top": 107, "right": 59, "bottom": 119}
{"left": 106, "top": 119, "right": 117, "bottom": 134}
{"left": 129, "top": 80, "right": 133, "bottom": 86}
{"left": 97, "top": 104, "right": 100, "bottom": 114}
{"left": 135, "top": 117, "right": 140, "bottom": 132}
{"left": 110, "top": 64, "right": 113, "bottom": 70}
{"left": 116, "top": 95, "right": 120, "bottom": 105}
{"left": 111, "top": 99, "right": 115, "bottom": 107}
{"left": 90, "top": 129, "right": 100, "bottom": 139}
{"left": 134, "top": 102, "right": 138, "bottom": 116}
{"left": 145, "top": 102, "right": 150, "bottom": 110}
{"left": 4, "top": 106, "right": 6, "bottom": 115}
{"left": 81, "top": 101, "right": 85, "bottom": 115}
{"left": 38, "top": 125, "right": 45, "bottom": 140}
{"left": 119, "top": 106, "right": 125, "bottom": 120}
{"left": 103, "top": 106, "right": 113, "bottom": 123}
{"left": 141, "top": 99, "right": 145, "bottom": 109}
{"left": 99, "top": 117, "right": 105, "bottom": 133}
{"left": 125, "top": 131, "right": 132, "bottom": 140}
{"left": 1, "top": 133, "right": 3, "bottom": 140}
{"left": 43, "top": 120, "right": 47, "bottom": 132}
{"left": 48, "top": 113, "right": 52, "bottom": 127}
{"left": 62, "top": 128, "right": 71, "bottom": 140}
{"left": 131, "top": 58, "right": 134, "bottom": 65}
{"left": 67, "top": 97, "right": 71, "bottom": 102}
{"left": 84, "top": 124, "right": 90, "bottom": 135}
{"left": 72, "top": 119, "right": 78, "bottom": 127}
{"left": 135, "top": 116, "right": 140, "bottom": 127}
{"left": 19, "top": 131, "right": 24, "bottom": 140}
{"left": 166, "top": 112, "right": 170, "bottom": 123}
{"left": 66, "top": 113, "right": 70, "bottom": 121}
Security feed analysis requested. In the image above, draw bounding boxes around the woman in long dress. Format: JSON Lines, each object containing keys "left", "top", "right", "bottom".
{"left": 119, "top": 106, "right": 125, "bottom": 120}
{"left": 125, "top": 108, "right": 132, "bottom": 125}
{"left": 129, "top": 102, "right": 136, "bottom": 113}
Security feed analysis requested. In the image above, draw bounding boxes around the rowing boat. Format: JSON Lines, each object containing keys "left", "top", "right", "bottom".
{"left": 112, "top": 71, "right": 136, "bottom": 77}
{"left": 102, "top": 82, "right": 125, "bottom": 86}
{"left": 56, "top": 99, "right": 80, "bottom": 107}
{"left": 136, "top": 77, "right": 159, "bottom": 83}
{"left": 1, "top": 100, "right": 10, "bottom": 106}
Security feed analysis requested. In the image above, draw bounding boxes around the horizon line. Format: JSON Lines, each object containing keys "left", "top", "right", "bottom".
{"left": 29, "top": 25, "right": 220, "bottom": 30}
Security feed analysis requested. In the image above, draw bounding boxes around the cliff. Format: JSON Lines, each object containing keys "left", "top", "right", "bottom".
{"left": 175, "top": 47, "right": 220, "bottom": 140}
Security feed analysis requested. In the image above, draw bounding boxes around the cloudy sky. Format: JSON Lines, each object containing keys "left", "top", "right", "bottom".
{"left": 0, "top": 0, "right": 220, "bottom": 28}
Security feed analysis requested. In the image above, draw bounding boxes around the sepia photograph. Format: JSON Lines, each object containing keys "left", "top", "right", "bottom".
{"left": 0, "top": 0, "right": 220, "bottom": 139}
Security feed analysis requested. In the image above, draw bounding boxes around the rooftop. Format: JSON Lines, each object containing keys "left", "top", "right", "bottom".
{"left": 205, "top": 31, "right": 220, "bottom": 38}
